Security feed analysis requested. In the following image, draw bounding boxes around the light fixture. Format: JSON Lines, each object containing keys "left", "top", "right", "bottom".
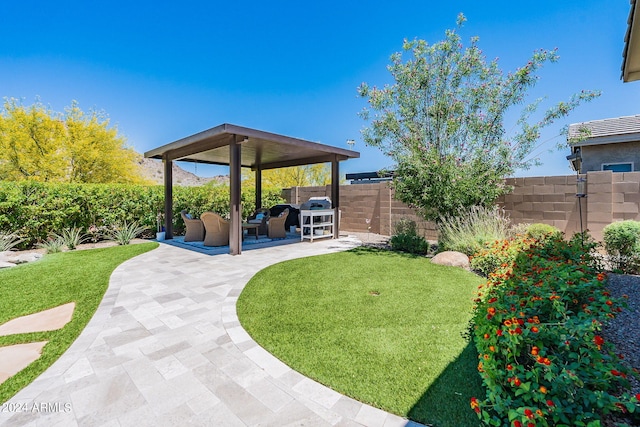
{"left": 576, "top": 177, "right": 587, "bottom": 198}
{"left": 566, "top": 147, "right": 582, "bottom": 173}
{"left": 346, "top": 139, "right": 355, "bottom": 148}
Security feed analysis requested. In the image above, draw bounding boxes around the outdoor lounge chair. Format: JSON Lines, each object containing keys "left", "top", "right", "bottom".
{"left": 180, "top": 210, "right": 205, "bottom": 242}
{"left": 201, "top": 212, "right": 230, "bottom": 246}
{"left": 267, "top": 208, "right": 289, "bottom": 239}
{"left": 246, "top": 208, "right": 270, "bottom": 235}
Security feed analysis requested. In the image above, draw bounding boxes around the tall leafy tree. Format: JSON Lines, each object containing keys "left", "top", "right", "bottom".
{"left": 0, "top": 99, "right": 146, "bottom": 183}
{"left": 358, "top": 14, "right": 599, "bottom": 221}
{"left": 242, "top": 164, "right": 332, "bottom": 188}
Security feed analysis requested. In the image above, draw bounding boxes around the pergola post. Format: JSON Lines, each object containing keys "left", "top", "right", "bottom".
{"left": 331, "top": 156, "right": 340, "bottom": 239}
{"left": 163, "top": 154, "right": 174, "bottom": 239}
{"left": 255, "top": 168, "right": 262, "bottom": 209}
{"left": 229, "top": 135, "right": 242, "bottom": 255}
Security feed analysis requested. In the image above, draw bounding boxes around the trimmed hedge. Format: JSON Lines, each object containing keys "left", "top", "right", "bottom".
{"left": 0, "top": 181, "right": 284, "bottom": 248}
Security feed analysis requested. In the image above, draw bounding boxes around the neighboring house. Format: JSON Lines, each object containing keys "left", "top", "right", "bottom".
{"left": 623, "top": 0, "right": 639, "bottom": 82}
{"left": 567, "top": 115, "right": 640, "bottom": 173}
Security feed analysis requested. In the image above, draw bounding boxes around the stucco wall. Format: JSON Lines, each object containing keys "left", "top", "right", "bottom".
{"left": 581, "top": 141, "right": 640, "bottom": 172}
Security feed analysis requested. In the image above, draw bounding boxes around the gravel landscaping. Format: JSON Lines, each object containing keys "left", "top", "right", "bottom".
{"left": 603, "top": 273, "right": 640, "bottom": 396}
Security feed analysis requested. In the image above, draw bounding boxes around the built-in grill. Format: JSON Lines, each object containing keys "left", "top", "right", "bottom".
{"left": 300, "top": 197, "right": 333, "bottom": 237}
{"left": 299, "top": 197, "right": 332, "bottom": 211}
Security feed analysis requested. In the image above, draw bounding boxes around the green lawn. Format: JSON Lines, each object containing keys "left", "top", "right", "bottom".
{"left": 0, "top": 242, "right": 158, "bottom": 403}
{"left": 237, "top": 247, "right": 485, "bottom": 427}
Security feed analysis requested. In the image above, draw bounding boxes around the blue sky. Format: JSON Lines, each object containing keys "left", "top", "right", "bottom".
{"left": 1, "top": 0, "right": 638, "bottom": 178}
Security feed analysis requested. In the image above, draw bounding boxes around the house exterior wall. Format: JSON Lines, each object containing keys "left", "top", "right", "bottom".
{"left": 283, "top": 170, "right": 640, "bottom": 242}
{"left": 581, "top": 141, "right": 640, "bottom": 172}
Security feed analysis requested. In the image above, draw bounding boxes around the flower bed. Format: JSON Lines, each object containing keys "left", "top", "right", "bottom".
{"left": 471, "top": 233, "right": 639, "bottom": 426}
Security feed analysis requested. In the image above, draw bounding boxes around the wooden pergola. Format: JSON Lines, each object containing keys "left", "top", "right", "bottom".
{"left": 144, "top": 123, "right": 359, "bottom": 255}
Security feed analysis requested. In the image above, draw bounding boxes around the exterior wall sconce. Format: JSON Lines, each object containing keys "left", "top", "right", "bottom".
{"left": 566, "top": 147, "right": 582, "bottom": 174}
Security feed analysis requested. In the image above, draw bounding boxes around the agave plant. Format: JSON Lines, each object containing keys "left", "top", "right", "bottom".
{"left": 109, "top": 221, "right": 147, "bottom": 245}
{"left": 0, "top": 232, "right": 23, "bottom": 252}
{"left": 37, "top": 236, "right": 66, "bottom": 254}
{"left": 53, "top": 227, "right": 88, "bottom": 250}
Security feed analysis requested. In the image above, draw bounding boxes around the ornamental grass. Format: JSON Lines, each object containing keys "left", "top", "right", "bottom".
{"left": 471, "top": 233, "right": 639, "bottom": 426}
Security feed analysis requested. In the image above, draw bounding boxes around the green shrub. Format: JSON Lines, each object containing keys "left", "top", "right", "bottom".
{"left": 603, "top": 220, "right": 640, "bottom": 273}
{"left": 438, "top": 205, "right": 511, "bottom": 255}
{"left": 525, "top": 223, "right": 561, "bottom": 241}
{"left": 390, "top": 218, "right": 429, "bottom": 255}
{"left": 471, "top": 233, "right": 637, "bottom": 426}
{"left": 0, "top": 181, "right": 285, "bottom": 248}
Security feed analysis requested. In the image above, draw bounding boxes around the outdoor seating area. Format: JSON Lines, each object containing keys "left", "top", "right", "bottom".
{"left": 178, "top": 206, "right": 297, "bottom": 249}
{"left": 163, "top": 229, "right": 302, "bottom": 255}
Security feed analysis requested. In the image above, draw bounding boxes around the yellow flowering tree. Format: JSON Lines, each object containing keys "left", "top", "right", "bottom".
{"left": 0, "top": 99, "right": 146, "bottom": 184}
{"left": 242, "top": 163, "right": 332, "bottom": 189}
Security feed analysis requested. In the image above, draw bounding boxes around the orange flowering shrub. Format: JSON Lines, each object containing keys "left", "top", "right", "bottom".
{"left": 471, "top": 233, "right": 639, "bottom": 426}
{"left": 470, "top": 235, "right": 537, "bottom": 276}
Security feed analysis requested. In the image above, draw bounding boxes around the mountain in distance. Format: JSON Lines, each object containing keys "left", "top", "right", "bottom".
{"left": 137, "top": 156, "right": 229, "bottom": 187}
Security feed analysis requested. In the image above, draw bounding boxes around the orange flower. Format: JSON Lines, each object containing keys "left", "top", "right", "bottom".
{"left": 539, "top": 386, "right": 547, "bottom": 394}
{"left": 531, "top": 346, "right": 540, "bottom": 356}
{"left": 597, "top": 272, "right": 606, "bottom": 281}
{"left": 470, "top": 397, "right": 479, "bottom": 409}
{"left": 594, "top": 335, "right": 604, "bottom": 350}
{"left": 531, "top": 326, "right": 539, "bottom": 333}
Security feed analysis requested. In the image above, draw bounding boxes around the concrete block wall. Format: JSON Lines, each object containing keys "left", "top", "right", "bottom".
{"left": 612, "top": 172, "right": 640, "bottom": 224}
{"left": 283, "top": 170, "right": 640, "bottom": 242}
{"left": 499, "top": 174, "right": 586, "bottom": 239}
{"left": 284, "top": 183, "right": 436, "bottom": 240}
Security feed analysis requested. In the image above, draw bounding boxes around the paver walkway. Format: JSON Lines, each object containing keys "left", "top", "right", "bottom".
{"left": 0, "top": 236, "right": 420, "bottom": 427}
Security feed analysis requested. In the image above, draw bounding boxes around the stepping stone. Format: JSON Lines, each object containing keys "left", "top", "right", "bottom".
{"left": 0, "top": 302, "right": 75, "bottom": 337}
{"left": 0, "top": 341, "right": 48, "bottom": 384}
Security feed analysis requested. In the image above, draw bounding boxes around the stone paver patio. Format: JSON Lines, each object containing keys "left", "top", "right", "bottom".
{"left": 0, "top": 235, "right": 420, "bottom": 427}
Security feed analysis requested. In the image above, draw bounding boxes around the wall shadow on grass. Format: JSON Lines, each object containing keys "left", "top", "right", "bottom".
{"left": 407, "top": 340, "right": 484, "bottom": 427}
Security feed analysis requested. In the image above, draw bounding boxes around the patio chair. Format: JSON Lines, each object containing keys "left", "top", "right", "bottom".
{"left": 267, "top": 208, "right": 289, "bottom": 239}
{"left": 246, "top": 208, "right": 270, "bottom": 235}
{"left": 180, "top": 210, "right": 205, "bottom": 242}
{"left": 201, "top": 212, "right": 230, "bottom": 246}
